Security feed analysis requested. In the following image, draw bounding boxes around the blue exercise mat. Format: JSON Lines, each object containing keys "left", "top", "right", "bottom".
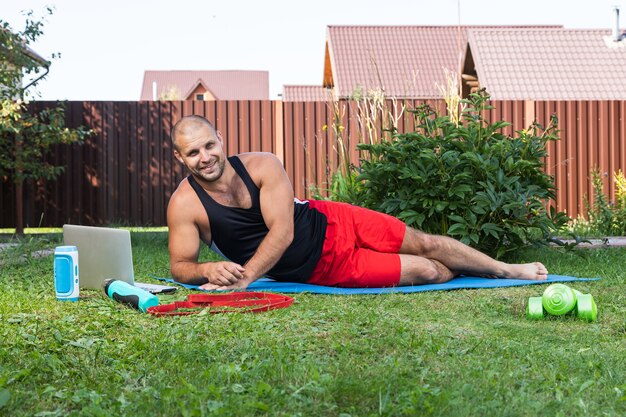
{"left": 154, "top": 274, "right": 599, "bottom": 295}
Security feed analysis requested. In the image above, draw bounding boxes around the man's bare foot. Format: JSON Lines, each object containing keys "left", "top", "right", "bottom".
{"left": 502, "top": 262, "right": 548, "bottom": 280}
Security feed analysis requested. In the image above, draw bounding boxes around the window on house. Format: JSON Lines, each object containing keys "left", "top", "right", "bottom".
{"left": 195, "top": 94, "right": 204, "bottom": 100}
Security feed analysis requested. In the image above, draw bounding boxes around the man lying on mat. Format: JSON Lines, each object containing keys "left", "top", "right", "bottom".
{"left": 167, "top": 115, "right": 548, "bottom": 290}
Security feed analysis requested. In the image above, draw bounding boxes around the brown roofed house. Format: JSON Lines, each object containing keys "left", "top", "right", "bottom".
{"left": 140, "top": 70, "right": 269, "bottom": 101}
{"left": 322, "top": 25, "right": 563, "bottom": 99}
{"left": 463, "top": 28, "right": 626, "bottom": 100}
{"left": 282, "top": 85, "right": 333, "bottom": 102}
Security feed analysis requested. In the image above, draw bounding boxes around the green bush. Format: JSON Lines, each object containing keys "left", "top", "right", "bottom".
{"left": 350, "top": 91, "right": 569, "bottom": 258}
{"left": 584, "top": 169, "right": 626, "bottom": 236}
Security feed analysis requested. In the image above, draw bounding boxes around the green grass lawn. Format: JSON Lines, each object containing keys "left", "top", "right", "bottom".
{"left": 0, "top": 232, "right": 624, "bottom": 416}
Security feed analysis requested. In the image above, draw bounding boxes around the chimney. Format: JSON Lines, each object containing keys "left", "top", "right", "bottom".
{"left": 613, "top": 6, "right": 622, "bottom": 42}
{"left": 152, "top": 81, "right": 158, "bottom": 101}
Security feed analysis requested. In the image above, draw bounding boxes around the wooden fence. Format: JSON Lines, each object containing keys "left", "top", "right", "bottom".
{"left": 1, "top": 99, "right": 625, "bottom": 228}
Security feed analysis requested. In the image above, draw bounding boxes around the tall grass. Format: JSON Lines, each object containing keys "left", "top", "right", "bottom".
{"left": 569, "top": 169, "right": 626, "bottom": 237}
{"left": 321, "top": 87, "right": 408, "bottom": 203}
{"left": 436, "top": 68, "right": 466, "bottom": 128}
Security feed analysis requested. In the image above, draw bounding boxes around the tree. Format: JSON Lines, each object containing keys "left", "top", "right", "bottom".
{"left": 0, "top": 8, "right": 91, "bottom": 235}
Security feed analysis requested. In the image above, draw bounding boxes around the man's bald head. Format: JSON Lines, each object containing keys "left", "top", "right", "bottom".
{"left": 171, "top": 115, "right": 218, "bottom": 152}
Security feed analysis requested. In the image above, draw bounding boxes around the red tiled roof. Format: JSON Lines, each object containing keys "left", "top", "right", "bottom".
{"left": 468, "top": 28, "right": 626, "bottom": 100}
{"left": 140, "top": 70, "right": 269, "bottom": 100}
{"left": 282, "top": 85, "right": 332, "bottom": 101}
{"left": 324, "top": 25, "right": 562, "bottom": 99}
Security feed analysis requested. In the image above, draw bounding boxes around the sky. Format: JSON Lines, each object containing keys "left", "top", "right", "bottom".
{"left": 2, "top": 0, "right": 625, "bottom": 101}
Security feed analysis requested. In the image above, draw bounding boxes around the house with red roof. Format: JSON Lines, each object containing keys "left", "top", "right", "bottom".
{"left": 282, "top": 85, "right": 331, "bottom": 102}
{"left": 140, "top": 70, "right": 269, "bottom": 101}
{"left": 320, "top": 25, "right": 563, "bottom": 100}
{"left": 305, "top": 23, "right": 626, "bottom": 101}
{"left": 463, "top": 28, "right": 626, "bottom": 100}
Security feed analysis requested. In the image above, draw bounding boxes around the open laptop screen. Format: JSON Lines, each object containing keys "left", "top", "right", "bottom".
{"left": 63, "top": 225, "right": 135, "bottom": 289}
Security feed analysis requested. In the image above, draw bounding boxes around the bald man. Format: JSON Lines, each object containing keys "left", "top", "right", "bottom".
{"left": 167, "top": 115, "right": 548, "bottom": 290}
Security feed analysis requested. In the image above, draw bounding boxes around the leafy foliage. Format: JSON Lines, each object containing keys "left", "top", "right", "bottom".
{"left": 0, "top": 101, "right": 90, "bottom": 182}
{"left": 350, "top": 91, "right": 570, "bottom": 258}
{"left": 0, "top": 10, "right": 50, "bottom": 97}
{"left": 585, "top": 169, "right": 626, "bottom": 236}
{"left": 1, "top": 8, "right": 91, "bottom": 182}
{"left": 0, "top": 9, "right": 92, "bottom": 232}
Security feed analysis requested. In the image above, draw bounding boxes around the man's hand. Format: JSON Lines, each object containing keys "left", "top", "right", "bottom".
{"left": 200, "top": 261, "right": 245, "bottom": 286}
{"left": 199, "top": 274, "right": 254, "bottom": 291}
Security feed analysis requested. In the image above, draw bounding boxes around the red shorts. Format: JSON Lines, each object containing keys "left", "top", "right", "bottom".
{"left": 306, "top": 200, "right": 406, "bottom": 287}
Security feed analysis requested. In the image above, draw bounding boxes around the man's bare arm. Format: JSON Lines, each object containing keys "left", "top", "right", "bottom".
{"left": 167, "top": 184, "right": 244, "bottom": 286}
{"left": 200, "top": 154, "right": 294, "bottom": 290}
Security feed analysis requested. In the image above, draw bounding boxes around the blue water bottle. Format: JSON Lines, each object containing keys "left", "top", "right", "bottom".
{"left": 103, "top": 279, "right": 159, "bottom": 313}
{"left": 54, "top": 246, "right": 79, "bottom": 301}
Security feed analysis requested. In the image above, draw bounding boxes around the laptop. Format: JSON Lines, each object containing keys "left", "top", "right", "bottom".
{"left": 62, "top": 224, "right": 177, "bottom": 294}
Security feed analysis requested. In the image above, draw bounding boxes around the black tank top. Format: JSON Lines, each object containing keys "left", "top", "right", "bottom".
{"left": 187, "top": 155, "right": 327, "bottom": 282}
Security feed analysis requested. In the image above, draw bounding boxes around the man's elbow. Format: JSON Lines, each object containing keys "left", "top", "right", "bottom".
{"left": 169, "top": 262, "right": 189, "bottom": 284}
{"left": 170, "top": 261, "right": 208, "bottom": 285}
{"left": 270, "top": 225, "right": 294, "bottom": 250}
{"left": 169, "top": 265, "right": 184, "bottom": 283}
{"left": 282, "top": 226, "right": 294, "bottom": 247}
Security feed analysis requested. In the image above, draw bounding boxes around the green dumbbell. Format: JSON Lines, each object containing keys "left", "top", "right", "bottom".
{"left": 526, "top": 284, "right": 598, "bottom": 321}
{"left": 573, "top": 288, "right": 598, "bottom": 322}
{"left": 575, "top": 293, "right": 598, "bottom": 322}
{"left": 526, "top": 296, "right": 544, "bottom": 320}
{"left": 542, "top": 283, "right": 578, "bottom": 316}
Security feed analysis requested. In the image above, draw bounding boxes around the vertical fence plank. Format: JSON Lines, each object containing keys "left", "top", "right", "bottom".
{"left": 543, "top": 102, "right": 557, "bottom": 212}
{"left": 576, "top": 101, "right": 588, "bottom": 218}
{"left": 140, "top": 102, "right": 151, "bottom": 224}
{"left": 227, "top": 101, "right": 239, "bottom": 155}
{"left": 118, "top": 101, "right": 129, "bottom": 222}
{"left": 172, "top": 102, "right": 185, "bottom": 188}
{"left": 524, "top": 100, "right": 535, "bottom": 130}
{"left": 501, "top": 101, "right": 512, "bottom": 137}
{"left": 156, "top": 102, "right": 167, "bottom": 226}
{"left": 215, "top": 101, "right": 228, "bottom": 154}
{"left": 261, "top": 101, "right": 273, "bottom": 154}
{"left": 95, "top": 102, "right": 106, "bottom": 225}
{"left": 621, "top": 102, "right": 626, "bottom": 181}
{"left": 310, "top": 102, "right": 328, "bottom": 197}
{"left": 283, "top": 102, "right": 295, "bottom": 191}
{"left": 103, "top": 102, "right": 115, "bottom": 224}
{"left": 273, "top": 101, "right": 283, "bottom": 161}
{"left": 249, "top": 101, "right": 261, "bottom": 152}
{"left": 158, "top": 101, "right": 172, "bottom": 225}
{"left": 304, "top": 101, "right": 316, "bottom": 199}
{"left": 556, "top": 102, "right": 569, "bottom": 214}
{"left": 587, "top": 101, "right": 598, "bottom": 210}
{"left": 292, "top": 102, "right": 306, "bottom": 199}
{"left": 128, "top": 102, "right": 139, "bottom": 223}
{"left": 239, "top": 100, "right": 251, "bottom": 153}
{"left": 346, "top": 100, "right": 359, "bottom": 169}
{"left": 325, "top": 100, "right": 338, "bottom": 192}
{"left": 599, "top": 101, "right": 610, "bottom": 201}
{"left": 609, "top": 101, "right": 620, "bottom": 200}
{"left": 565, "top": 101, "right": 578, "bottom": 217}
